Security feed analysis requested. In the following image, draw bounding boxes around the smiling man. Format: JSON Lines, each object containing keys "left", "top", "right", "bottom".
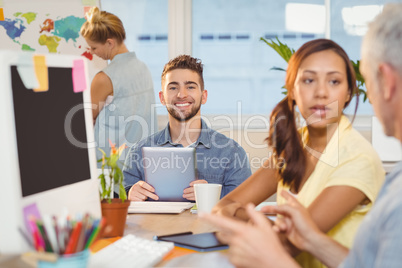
{"left": 123, "top": 55, "right": 251, "bottom": 201}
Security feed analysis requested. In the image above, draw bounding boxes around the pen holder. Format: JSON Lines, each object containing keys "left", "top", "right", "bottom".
{"left": 38, "top": 249, "right": 90, "bottom": 268}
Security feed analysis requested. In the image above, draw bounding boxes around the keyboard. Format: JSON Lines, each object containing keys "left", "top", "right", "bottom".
{"left": 89, "top": 234, "right": 175, "bottom": 267}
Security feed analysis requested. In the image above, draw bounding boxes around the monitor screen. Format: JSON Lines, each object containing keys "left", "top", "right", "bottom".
{"left": 11, "top": 66, "right": 91, "bottom": 197}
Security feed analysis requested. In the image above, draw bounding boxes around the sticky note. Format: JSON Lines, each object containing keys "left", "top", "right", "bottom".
{"left": 23, "top": 203, "right": 42, "bottom": 236}
{"left": 16, "top": 54, "right": 39, "bottom": 89}
{"left": 82, "top": 0, "right": 96, "bottom": 6}
{"left": 33, "top": 55, "right": 49, "bottom": 92}
{"left": 0, "top": 8, "right": 4, "bottom": 21}
{"left": 72, "top": 59, "right": 87, "bottom": 93}
{"left": 84, "top": 6, "right": 91, "bottom": 20}
{"left": 0, "top": 0, "right": 3, "bottom": 7}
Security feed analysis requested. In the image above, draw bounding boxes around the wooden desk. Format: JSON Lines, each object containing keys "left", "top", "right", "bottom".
{"left": 124, "top": 210, "right": 232, "bottom": 267}
{"left": 125, "top": 210, "right": 217, "bottom": 239}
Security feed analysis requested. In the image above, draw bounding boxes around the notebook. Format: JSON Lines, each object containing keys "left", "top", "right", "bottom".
{"left": 142, "top": 147, "right": 197, "bottom": 201}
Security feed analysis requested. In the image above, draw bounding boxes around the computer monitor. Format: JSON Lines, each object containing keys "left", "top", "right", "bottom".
{"left": 0, "top": 51, "right": 101, "bottom": 254}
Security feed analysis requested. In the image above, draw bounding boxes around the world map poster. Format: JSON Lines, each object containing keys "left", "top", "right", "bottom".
{"left": 0, "top": 0, "right": 106, "bottom": 79}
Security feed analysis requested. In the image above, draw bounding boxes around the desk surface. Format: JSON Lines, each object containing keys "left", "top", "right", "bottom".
{"left": 125, "top": 210, "right": 216, "bottom": 239}
{"left": 124, "top": 210, "right": 233, "bottom": 267}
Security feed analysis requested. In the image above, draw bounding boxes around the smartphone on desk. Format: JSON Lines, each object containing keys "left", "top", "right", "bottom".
{"left": 154, "top": 232, "right": 228, "bottom": 252}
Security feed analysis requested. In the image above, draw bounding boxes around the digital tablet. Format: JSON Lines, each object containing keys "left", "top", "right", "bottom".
{"left": 142, "top": 147, "right": 197, "bottom": 201}
{"left": 154, "top": 232, "right": 228, "bottom": 252}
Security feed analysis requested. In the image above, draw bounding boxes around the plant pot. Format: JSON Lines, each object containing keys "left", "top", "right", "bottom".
{"left": 100, "top": 198, "right": 130, "bottom": 238}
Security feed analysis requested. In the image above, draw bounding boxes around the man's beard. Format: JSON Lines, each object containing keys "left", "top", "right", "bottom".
{"left": 166, "top": 101, "right": 202, "bottom": 122}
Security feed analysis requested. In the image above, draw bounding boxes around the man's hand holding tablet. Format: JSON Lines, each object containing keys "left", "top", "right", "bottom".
{"left": 182, "top": 180, "right": 208, "bottom": 201}
{"left": 128, "top": 181, "right": 159, "bottom": 201}
{"left": 129, "top": 179, "right": 208, "bottom": 201}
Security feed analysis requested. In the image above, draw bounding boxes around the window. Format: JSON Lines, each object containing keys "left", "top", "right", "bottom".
{"left": 100, "top": 0, "right": 168, "bottom": 109}
{"left": 100, "top": 0, "right": 400, "bottom": 116}
{"left": 330, "top": 0, "right": 384, "bottom": 115}
{"left": 192, "top": 0, "right": 325, "bottom": 115}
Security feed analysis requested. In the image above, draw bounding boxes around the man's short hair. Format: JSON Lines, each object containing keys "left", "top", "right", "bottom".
{"left": 161, "top": 55, "right": 205, "bottom": 90}
{"left": 363, "top": 4, "right": 402, "bottom": 74}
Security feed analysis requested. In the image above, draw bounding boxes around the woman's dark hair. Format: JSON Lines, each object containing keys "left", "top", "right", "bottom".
{"left": 267, "top": 39, "right": 358, "bottom": 192}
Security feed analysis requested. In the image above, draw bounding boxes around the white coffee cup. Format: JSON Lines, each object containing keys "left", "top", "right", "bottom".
{"left": 194, "top": 183, "right": 222, "bottom": 214}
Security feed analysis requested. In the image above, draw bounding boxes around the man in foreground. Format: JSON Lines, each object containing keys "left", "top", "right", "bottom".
{"left": 123, "top": 55, "right": 251, "bottom": 201}
{"left": 201, "top": 4, "right": 402, "bottom": 267}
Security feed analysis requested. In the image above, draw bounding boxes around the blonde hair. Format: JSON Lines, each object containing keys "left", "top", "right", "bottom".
{"left": 80, "top": 7, "right": 126, "bottom": 44}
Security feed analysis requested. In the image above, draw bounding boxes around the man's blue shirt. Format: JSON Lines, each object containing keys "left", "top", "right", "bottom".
{"left": 340, "top": 161, "right": 402, "bottom": 267}
{"left": 123, "top": 119, "right": 251, "bottom": 198}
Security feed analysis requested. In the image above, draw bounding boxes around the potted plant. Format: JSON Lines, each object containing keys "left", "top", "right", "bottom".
{"left": 260, "top": 36, "right": 367, "bottom": 102}
{"left": 98, "top": 142, "right": 130, "bottom": 237}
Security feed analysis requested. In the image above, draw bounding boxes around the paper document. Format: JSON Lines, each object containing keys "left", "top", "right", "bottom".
{"left": 128, "top": 202, "right": 194, "bottom": 214}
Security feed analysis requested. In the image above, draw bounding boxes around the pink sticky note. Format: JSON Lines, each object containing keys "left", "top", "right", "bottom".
{"left": 72, "top": 59, "right": 87, "bottom": 93}
{"left": 84, "top": 6, "right": 91, "bottom": 20}
{"left": 23, "top": 203, "right": 42, "bottom": 234}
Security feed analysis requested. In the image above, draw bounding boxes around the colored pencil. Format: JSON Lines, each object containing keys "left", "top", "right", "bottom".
{"left": 64, "top": 221, "right": 82, "bottom": 254}
{"left": 84, "top": 217, "right": 105, "bottom": 249}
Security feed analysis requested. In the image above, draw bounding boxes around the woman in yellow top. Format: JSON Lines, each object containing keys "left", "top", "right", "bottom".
{"left": 213, "top": 39, "right": 385, "bottom": 267}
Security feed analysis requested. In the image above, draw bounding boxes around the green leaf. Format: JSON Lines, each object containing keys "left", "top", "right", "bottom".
{"left": 270, "top": 66, "right": 286, "bottom": 72}
{"left": 98, "top": 148, "right": 106, "bottom": 156}
{"left": 99, "top": 173, "right": 106, "bottom": 199}
{"left": 350, "top": 59, "right": 368, "bottom": 102}
{"left": 119, "top": 183, "right": 127, "bottom": 202}
{"left": 260, "top": 37, "right": 295, "bottom": 63}
{"left": 114, "top": 168, "right": 123, "bottom": 184}
{"left": 260, "top": 36, "right": 369, "bottom": 103}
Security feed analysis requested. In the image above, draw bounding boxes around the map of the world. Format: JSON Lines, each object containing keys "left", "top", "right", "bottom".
{"left": 0, "top": 11, "right": 92, "bottom": 60}
{"left": 0, "top": 0, "right": 106, "bottom": 79}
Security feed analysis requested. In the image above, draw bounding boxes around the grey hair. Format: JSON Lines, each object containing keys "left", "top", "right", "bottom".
{"left": 362, "top": 3, "right": 402, "bottom": 74}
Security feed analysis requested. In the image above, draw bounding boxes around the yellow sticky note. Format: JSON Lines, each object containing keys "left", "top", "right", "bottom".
{"left": 0, "top": 8, "right": 5, "bottom": 21}
{"left": 81, "top": 0, "right": 96, "bottom": 6}
{"left": 33, "top": 55, "right": 49, "bottom": 92}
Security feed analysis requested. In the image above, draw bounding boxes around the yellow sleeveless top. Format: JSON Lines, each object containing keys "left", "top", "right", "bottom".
{"left": 277, "top": 116, "right": 385, "bottom": 268}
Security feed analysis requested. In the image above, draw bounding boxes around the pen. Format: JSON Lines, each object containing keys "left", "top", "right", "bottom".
{"left": 36, "top": 219, "right": 53, "bottom": 253}
{"left": 28, "top": 216, "right": 44, "bottom": 252}
{"left": 52, "top": 216, "right": 61, "bottom": 254}
{"left": 76, "top": 214, "right": 90, "bottom": 252}
{"left": 83, "top": 217, "right": 94, "bottom": 248}
{"left": 84, "top": 217, "right": 105, "bottom": 249}
{"left": 43, "top": 215, "right": 58, "bottom": 254}
{"left": 64, "top": 221, "right": 82, "bottom": 254}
